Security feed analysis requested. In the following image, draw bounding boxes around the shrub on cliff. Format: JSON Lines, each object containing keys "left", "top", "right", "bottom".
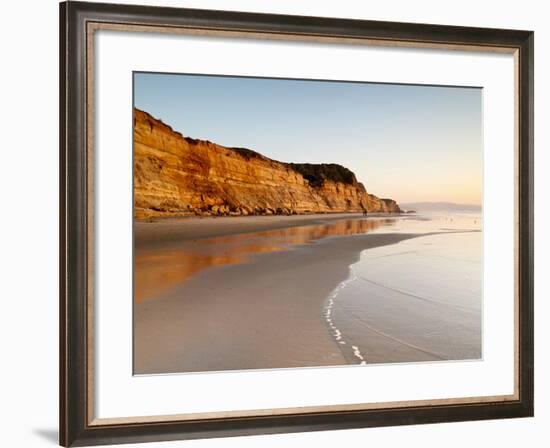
{"left": 287, "top": 163, "right": 357, "bottom": 187}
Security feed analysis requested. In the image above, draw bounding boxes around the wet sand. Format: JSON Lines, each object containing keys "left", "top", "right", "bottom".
{"left": 134, "top": 213, "right": 481, "bottom": 374}
{"left": 134, "top": 228, "right": 419, "bottom": 374}
{"left": 135, "top": 213, "right": 392, "bottom": 246}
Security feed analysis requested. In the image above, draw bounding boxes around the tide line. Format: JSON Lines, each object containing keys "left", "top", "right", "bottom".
{"left": 323, "top": 265, "right": 367, "bottom": 365}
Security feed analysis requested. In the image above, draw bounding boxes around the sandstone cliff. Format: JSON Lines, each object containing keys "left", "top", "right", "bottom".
{"left": 134, "top": 108, "right": 401, "bottom": 220}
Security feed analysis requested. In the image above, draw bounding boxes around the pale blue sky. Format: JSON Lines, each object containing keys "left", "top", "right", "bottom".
{"left": 134, "top": 72, "right": 482, "bottom": 205}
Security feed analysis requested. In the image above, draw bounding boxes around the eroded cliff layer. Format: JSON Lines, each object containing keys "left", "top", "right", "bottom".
{"left": 134, "top": 108, "right": 401, "bottom": 220}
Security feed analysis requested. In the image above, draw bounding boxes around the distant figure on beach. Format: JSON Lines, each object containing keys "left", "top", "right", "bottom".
{"left": 363, "top": 208, "right": 368, "bottom": 216}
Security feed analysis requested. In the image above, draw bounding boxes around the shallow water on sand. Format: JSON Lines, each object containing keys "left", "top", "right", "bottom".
{"left": 134, "top": 212, "right": 482, "bottom": 372}
{"left": 324, "top": 212, "right": 482, "bottom": 364}
{"left": 134, "top": 216, "right": 397, "bottom": 303}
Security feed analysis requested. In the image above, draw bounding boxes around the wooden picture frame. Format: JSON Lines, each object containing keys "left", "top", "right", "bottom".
{"left": 60, "top": 1, "right": 534, "bottom": 446}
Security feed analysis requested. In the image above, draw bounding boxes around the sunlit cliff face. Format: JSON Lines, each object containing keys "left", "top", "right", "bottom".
{"left": 133, "top": 108, "right": 401, "bottom": 220}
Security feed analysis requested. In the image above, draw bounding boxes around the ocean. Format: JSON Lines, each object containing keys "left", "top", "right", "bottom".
{"left": 325, "top": 211, "right": 482, "bottom": 365}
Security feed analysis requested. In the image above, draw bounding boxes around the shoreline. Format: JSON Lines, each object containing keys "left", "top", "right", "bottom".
{"left": 134, "top": 213, "right": 481, "bottom": 374}
{"left": 134, "top": 229, "right": 426, "bottom": 374}
{"left": 135, "top": 212, "right": 400, "bottom": 247}
{"left": 328, "top": 231, "right": 482, "bottom": 365}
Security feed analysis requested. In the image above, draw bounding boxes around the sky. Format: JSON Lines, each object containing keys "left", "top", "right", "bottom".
{"left": 134, "top": 72, "right": 482, "bottom": 205}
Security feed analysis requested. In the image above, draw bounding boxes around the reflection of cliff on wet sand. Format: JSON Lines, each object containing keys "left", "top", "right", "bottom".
{"left": 135, "top": 217, "right": 394, "bottom": 303}
{"left": 134, "top": 213, "right": 481, "bottom": 373}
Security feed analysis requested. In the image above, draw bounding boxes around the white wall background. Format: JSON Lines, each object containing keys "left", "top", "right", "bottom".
{"left": 0, "top": 0, "right": 546, "bottom": 447}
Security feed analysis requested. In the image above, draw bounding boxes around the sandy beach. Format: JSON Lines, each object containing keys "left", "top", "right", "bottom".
{"left": 133, "top": 213, "right": 481, "bottom": 374}
{"left": 134, "top": 213, "right": 394, "bottom": 246}
{"left": 135, "top": 224, "right": 416, "bottom": 373}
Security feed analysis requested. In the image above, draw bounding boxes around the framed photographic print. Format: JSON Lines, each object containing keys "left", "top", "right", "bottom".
{"left": 59, "top": 1, "right": 534, "bottom": 446}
